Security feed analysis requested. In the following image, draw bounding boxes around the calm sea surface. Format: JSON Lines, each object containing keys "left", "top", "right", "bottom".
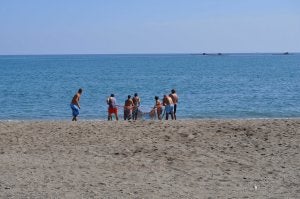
{"left": 0, "top": 54, "right": 299, "bottom": 120}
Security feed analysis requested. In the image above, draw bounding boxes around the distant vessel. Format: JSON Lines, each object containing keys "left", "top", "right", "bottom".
{"left": 272, "top": 52, "right": 291, "bottom": 56}
{"left": 199, "top": 53, "right": 222, "bottom": 56}
{"left": 189, "top": 53, "right": 220, "bottom": 56}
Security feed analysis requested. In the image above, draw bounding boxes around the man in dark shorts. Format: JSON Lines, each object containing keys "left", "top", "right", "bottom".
{"left": 70, "top": 88, "right": 83, "bottom": 121}
{"left": 132, "top": 93, "right": 141, "bottom": 120}
{"left": 169, "top": 89, "right": 178, "bottom": 120}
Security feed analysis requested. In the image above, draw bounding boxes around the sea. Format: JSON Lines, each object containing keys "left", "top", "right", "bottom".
{"left": 0, "top": 53, "right": 299, "bottom": 120}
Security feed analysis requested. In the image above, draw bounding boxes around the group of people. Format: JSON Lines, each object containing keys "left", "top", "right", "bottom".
{"left": 70, "top": 88, "right": 178, "bottom": 121}
{"left": 150, "top": 89, "right": 178, "bottom": 120}
{"left": 107, "top": 93, "right": 141, "bottom": 121}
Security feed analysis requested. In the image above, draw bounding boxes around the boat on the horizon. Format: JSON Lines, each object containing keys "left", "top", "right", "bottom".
{"left": 272, "top": 52, "right": 291, "bottom": 55}
{"left": 190, "top": 53, "right": 223, "bottom": 56}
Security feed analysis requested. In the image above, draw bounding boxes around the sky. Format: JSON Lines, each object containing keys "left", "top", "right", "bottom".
{"left": 0, "top": 0, "right": 299, "bottom": 54}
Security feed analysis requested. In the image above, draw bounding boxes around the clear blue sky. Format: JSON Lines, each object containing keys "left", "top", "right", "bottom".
{"left": 1, "top": 0, "right": 299, "bottom": 54}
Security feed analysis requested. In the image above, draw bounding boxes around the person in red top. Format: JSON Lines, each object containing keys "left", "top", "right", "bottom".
{"left": 169, "top": 89, "right": 178, "bottom": 120}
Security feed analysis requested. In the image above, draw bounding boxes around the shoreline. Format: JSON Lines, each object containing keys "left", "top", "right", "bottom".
{"left": 1, "top": 117, "right": 300, "bottom": 122}
{"left": 1, "top": 119, "right": 299, "bottom": 198}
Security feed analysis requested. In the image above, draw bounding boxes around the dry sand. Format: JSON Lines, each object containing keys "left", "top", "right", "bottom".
{"left": 0, "top": 119, "right": 299, "bottom": 198}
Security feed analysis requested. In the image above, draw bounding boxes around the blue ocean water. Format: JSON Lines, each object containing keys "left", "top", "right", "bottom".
{"left": 0, "top": 54, "right": 299, "bottom": 120}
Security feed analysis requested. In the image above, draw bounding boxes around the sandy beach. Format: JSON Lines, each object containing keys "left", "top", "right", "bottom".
{"left": 0, "top": 119, "right": 299, "bottom": 198}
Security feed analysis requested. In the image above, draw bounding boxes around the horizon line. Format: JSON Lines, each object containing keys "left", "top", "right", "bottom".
{"left": 0, "top": 52, "right": 299, "bottom": 56}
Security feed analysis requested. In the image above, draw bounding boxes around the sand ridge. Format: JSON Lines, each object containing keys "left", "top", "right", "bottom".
{"left": 0, "top": 119, "right": 299, "bottom": 198}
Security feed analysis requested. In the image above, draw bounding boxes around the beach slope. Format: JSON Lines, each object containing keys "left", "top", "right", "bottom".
{"left": 0, "top": 120, "right": 299, "bottom": 198}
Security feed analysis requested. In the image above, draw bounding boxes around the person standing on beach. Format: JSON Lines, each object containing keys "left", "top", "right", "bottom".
{"left": 169, "top": 89, "right": 178, "bottom": 120}
{"left": 132, "top": 93, "right": 140, "bottom": 120}
{"left": 70, "top": 88, "right": 83, "bottom": 121}
{"left": 153, "top": 96, "right": 162, "bottom": 120}
{"left": 107, "top": 94, "right": 119, "bottom": 121}
{"left": 124, "top": 95, "right": 133, "bottom": 120}
{"left": 163, "top": 94, "right": 174, "bottom": 120}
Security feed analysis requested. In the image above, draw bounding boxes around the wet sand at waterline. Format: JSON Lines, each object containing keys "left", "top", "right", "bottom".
{"left": 0, "top": 119, "right": 299, "bottom": 198}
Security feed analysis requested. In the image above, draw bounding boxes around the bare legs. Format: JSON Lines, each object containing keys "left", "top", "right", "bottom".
{"left": 174, "top": 104, "right": 177, "bottom": 120}
{"left": 108, "top": 113, "right": 118, "bottom": 121}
